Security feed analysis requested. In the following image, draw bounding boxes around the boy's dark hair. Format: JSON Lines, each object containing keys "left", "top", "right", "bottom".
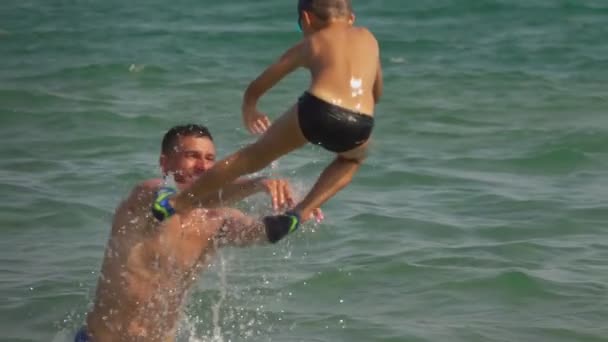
{"left": 298, "top": 0, "right": 352, "bottom": 21}
{"left": 161, "top": 124, "right": 213, "bottom": 155}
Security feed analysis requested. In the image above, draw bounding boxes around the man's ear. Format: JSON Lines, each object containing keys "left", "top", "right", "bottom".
{"left": 159, "top": 154, "right": 168, "bottom": 176}
{"left": 349, "top": 13, "right": 356, "bottom": 24}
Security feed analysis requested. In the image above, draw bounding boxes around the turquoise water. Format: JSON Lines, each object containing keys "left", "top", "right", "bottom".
{"left": 1, "top": 0, "right": 607, "bottom": 341}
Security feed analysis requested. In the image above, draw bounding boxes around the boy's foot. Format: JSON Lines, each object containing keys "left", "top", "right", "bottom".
{"left": 263, "top": 211, "right": 301, "bottom": 243}
{"left": 152, "top": 186, "right": 177, "bottom": 221}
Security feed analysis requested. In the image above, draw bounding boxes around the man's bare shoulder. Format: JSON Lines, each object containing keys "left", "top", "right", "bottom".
{"left": 131, "top": 178, "right": 162, "bottom": 199}
{"left": 109, "top": 179, "right": 163, "bottom": 237}
{"left": 136, "top": 178, "right": 164, "bottom": 193}
{"left": 114, "top": 178, "right": 162, "bottom": 215}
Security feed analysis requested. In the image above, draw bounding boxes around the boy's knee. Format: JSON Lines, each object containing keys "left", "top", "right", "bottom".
{"left": 337, "top": 154, "right": 365, "bottom": 164}
{"left": 337, "top": 147, "right": 368, "bottom": 164}
{"left": 338, "top": 141, "right": 370, "bottom": 163}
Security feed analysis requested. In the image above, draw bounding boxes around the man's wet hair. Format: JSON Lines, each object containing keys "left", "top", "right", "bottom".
{"left": 161, "top": 124, "right": 213, "bottom": 155}
{"left": 298, "top": 0, "right": 353, "bottom": 21}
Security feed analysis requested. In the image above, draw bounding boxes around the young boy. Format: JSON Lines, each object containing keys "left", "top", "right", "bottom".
{"left": 154, "top": 0, "right": 383, "bottom": 243}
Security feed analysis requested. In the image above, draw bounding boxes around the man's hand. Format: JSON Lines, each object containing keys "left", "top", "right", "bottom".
{"left": 260, "top": 178, "right": 295, "bottom": 211}
{"left": 310, "top": 208, "right": 325, "bottom": 223}
{"left": 300, "top": 208, "right": 324, "bottom": 223}
{"left": 260, "top": 178, "right": 325, "bottom": 223}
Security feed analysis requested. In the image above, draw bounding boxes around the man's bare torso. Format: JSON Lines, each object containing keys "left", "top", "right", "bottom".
{"left": 85, "top": 180, "right": 227, "bottom": 342}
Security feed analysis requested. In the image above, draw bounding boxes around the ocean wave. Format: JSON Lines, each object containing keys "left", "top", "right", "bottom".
{"left": 11, "top": 63, "right": 169, "bottom": 83}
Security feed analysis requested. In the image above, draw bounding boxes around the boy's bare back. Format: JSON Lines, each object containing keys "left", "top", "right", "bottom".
{"left": 242, "top": 1, "right": 382, "bottom": 131}
{"left": 304, "top": 23, "right": 381, "bottom": 116}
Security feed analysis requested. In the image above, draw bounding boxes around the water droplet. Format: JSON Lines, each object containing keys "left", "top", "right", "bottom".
{"left": 128, "top": 64, "right": 145, "bottom": 73}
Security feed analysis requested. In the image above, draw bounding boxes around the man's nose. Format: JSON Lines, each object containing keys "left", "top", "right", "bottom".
{"left": 195, "top": 159, "right": 211, "bottom": 171}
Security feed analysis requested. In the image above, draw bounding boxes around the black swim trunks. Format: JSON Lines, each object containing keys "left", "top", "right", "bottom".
{"left": 297, "top": 91, "right": 374, "bottom": 153}
{"left": 74, "top": 326, "right": 90, "bottom": 342}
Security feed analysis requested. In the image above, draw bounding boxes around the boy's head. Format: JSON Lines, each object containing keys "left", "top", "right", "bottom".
{"left": 297, "top": 0, "right": 354, "bottom": 33}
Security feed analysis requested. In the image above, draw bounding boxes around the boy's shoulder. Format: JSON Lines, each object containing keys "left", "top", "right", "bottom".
{"left": 330, "top": 25, "right": 378, "bottom": 42}
{"left": 300, "top": 25, "right": 379, "bottom": 58}
{"left": 354, "top": 25, "right": 379, "bottom": 40}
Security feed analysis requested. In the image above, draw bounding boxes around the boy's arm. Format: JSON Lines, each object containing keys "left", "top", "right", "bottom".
{"left": 372, "top": 56, "right": 383, "bottom": 104}
{"left": 242, "top": 40, "right": 307, "bottom": 110}
{"left": 215, "top": 208, "right": 269, "bottom": 247}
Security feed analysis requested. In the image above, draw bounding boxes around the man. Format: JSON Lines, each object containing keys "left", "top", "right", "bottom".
{"left": 76, "top": 124, "right": 319, "bottom": 341}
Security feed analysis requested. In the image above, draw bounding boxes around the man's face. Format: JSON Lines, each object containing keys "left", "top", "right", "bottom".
{"left": 160, "top": 135, "right": 216, "bottom": 190}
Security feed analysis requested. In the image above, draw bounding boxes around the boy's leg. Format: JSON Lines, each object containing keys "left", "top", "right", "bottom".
{"left": 169, "top": 104, "right": 308, "bottom": 216}
{"left": 264, "top": 143, "right": 369, "bottom": 243}
{"left": 294, "top": 156, "right": 361, "bottom": 220}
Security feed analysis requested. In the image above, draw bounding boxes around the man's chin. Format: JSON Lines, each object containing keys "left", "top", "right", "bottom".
{"left": 176, "top": 174, "right": 203, "bottom": 190}
{"left": 177, "top": 181, "right": 192, "bottom": 191}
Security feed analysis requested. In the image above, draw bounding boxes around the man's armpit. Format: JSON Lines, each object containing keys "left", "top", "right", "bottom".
{"left": 214, "top": 210, "right": 264, "bottom": 247}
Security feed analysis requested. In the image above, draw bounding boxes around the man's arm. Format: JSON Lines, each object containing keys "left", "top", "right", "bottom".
{"left": 192, "top": 177, "right": 265, "bottom": 208}
{"left": 214, "top": 208, "right": 269, "bottom": 247}
{"left": 190, "top": 177, "right": 294, "bottom": 211}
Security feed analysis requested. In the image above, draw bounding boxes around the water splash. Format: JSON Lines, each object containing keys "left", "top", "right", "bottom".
{"left": 210, "top": 251, "right": 228, "bottom": 342}
{"left": 177, "top": 254, "right": 277, "bottom": 341}
{"left": 51, "top": 330, "right": 73, "bottom": 342}
{"left": 350, "top": 77, "right": 364, "bottom": 98}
